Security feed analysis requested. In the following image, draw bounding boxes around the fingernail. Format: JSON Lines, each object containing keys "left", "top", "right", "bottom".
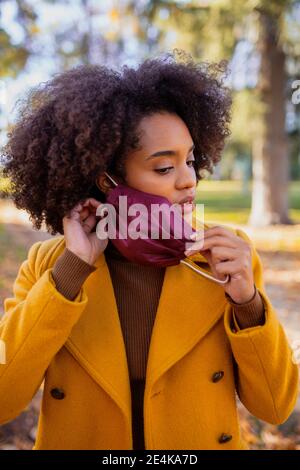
{"left": 190, "top": 233, "right": 196, "bottom": 240}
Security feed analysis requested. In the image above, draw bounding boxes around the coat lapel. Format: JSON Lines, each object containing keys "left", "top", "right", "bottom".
{"left": 65, "top": 253, "right": 132, "bottom": 422}
{"left": 145, "top": 258, "right": 227, "bottom": 391}
{"left": 64, "top": 242, "right": 227, "bottom": 423}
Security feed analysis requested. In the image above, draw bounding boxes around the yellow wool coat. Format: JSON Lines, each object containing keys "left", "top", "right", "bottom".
{"left": 0, "top": 223, "right": 299, "bottom": 450}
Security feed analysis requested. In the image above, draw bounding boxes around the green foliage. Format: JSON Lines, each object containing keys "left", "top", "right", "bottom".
{"left": 196, "top": 179, "right": 300, "bottom": 223}
{"left": 0, "top": 0, "right": 39, "bottom": 78}
{"left": 0, "top": 29, "right": 29, "bottom": 78}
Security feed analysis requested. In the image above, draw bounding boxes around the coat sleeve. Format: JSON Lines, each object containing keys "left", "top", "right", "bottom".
{"left": 223, "top": 228, "right": 299, "bottom": 425}
{"left": 0, "top": 240, "right": 89, "bottom": 425}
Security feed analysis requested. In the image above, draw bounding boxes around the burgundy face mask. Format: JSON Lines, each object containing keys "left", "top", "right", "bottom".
{"left": 101, "top": 172, "right": 229, "bottom": 285}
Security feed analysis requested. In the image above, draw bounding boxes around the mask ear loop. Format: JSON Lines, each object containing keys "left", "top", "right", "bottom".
{"left": 104, "top": 172, "right": 119, "bottom": 187}
{"left": 180, "top": 258, "right": 230, "bottom": 284}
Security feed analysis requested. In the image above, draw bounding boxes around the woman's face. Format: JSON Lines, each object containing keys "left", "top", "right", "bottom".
{"left": 98, "top": 112, "right": 197, "bottom": 209}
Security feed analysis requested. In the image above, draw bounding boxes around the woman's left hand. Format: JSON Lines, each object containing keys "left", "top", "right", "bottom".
{"left": 184, "top": 225, "right": 255, "bottom": 304}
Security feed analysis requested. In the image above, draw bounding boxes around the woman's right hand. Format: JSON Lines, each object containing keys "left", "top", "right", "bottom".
{"left": 63, "top": 198, "right": 108, "bottom": 266}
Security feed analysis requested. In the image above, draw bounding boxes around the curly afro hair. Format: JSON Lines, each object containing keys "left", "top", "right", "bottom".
{"left": 1, "top": 49, "right": 232, "bottom": 235}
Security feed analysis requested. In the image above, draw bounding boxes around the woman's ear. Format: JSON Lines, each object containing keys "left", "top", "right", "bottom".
{"left": 96, "top": 173, "right": 114, "bottom": 194}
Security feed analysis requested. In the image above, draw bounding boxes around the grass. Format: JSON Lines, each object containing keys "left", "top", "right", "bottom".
{"left": 0, "top": 223, "right": 9, "bottom": 263}
{"left": 0, "top": 223, "right": 27, "bottom": 263}
{"left": 0, "top": 222, "right": 28, "bottom": 316}
{"left": 196, "top": 180, "right": 300, "bottom": 224}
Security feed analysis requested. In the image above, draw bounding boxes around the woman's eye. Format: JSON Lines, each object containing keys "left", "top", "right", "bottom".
{"left": 154, "top": 159, "right": 195, "bottom": 175}
{"left": 155, "top": 167, "right": 173, "bottom": 174}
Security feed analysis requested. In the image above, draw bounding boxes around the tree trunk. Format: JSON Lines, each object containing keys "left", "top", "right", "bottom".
{"left": 249, "top": 9, "right": 293, "bottom": 226}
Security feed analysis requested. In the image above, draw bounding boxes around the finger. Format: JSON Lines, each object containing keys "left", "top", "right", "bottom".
{"left": 65, "top": 205, "right": 83, "bottom": 221}
{"left": 214, "top": 259, "right": 243, "bottom": 278}
{"left": 83, "top": 198, "right": 102, "bottom": 209}
{"left": 209, "top": 246, "right": 238, "bottom": 263}
{"left": 84, "top": 200, "right": 106, "bottom": 218}
{"left": 191, "top": 226, "right": 239, "bottom": 243}
{"left": 202, "top": 225, "right": 236, "bottom": 237}
{"left": 64, "top": 199, "right": 98, "bottom": 223}
{"left": 199, "top": 236, "right": 239, "bottom": 251}
{"left": 186, "top": 235, "right": 237, "bottom": 254}
{"left": 196, "top": 249, "right": 214, "bottom": 265}
{"left": 82, "top": 214, "right": 96, "bottom": 233}
{"left": 79, "top": 208, "right": 90, "bottom": 220}
{"left": 68, "top": 201, "right": 83, "bottom": 214}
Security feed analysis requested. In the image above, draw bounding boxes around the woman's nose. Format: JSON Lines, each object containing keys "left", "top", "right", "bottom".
{"left": 175, "top": 165, "right": 196, "bottom": 190}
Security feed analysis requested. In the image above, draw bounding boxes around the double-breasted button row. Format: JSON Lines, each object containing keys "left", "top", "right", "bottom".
{"left": 211, "top": 370, "right": 224, "bottom": 383}
{"left": 50, "top": 385, "right": 232, "bottom": 444}
{"left": 50, "top": 387, "right": 65, "bottom": 400}
{"left": 211, "top": 371, "right": 231, "bottom": 444}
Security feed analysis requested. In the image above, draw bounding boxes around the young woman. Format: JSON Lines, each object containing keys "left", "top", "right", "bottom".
{"left": 0, "top": 51, "right": 298, "bottom": 450}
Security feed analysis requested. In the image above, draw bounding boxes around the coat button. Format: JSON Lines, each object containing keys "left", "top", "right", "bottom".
{"left": 50, "top": 387, "right": 65, "bottom": 400}
{"left": 218, "top": 433, "right": 232, "bottom": 444}
{"left": 212, "top": 371, "right": 224, "bottom": 383}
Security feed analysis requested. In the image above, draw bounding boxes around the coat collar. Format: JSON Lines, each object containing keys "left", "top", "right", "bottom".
{"left": 63, "top": 219, "right": 229, "bottom": 422}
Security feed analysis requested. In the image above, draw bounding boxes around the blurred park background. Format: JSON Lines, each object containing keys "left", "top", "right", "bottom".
{"left": 0, "top": 0, "right": 300, "bottom": 451}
